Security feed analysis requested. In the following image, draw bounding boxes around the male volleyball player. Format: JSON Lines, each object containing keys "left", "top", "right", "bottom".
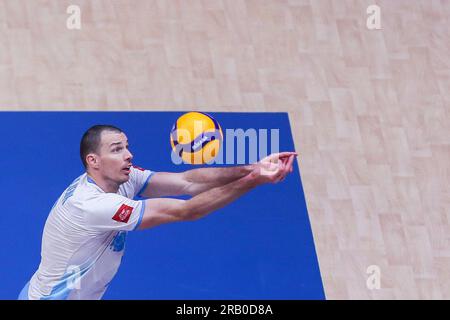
{"left": 18, "top": 125, "right": 297, "bottom": 300}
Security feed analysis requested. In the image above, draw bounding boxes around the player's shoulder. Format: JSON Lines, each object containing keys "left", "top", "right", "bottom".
{"left": 65, "top": 174, "right": 104, "bottom": 207}
{"left": 129, "top": 165, "right": 153, "bottom": 179}
{"left": 123, "top": 165, "right": 153, "bottom": 185}
{"left": 131, "top": 165, "right": 147, "bottom": 173}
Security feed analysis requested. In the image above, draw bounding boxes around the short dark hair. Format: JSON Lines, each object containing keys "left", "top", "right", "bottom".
{"left": 80, "top": 125, "right": 123, "bottom": 169}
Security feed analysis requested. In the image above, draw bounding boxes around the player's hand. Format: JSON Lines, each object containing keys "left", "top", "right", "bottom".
{"left": 249, "top": 152, "right": 297, "bottom": 185}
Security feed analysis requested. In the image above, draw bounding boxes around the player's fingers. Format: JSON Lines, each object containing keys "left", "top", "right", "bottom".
{"left": 284, "top": 155, "right": 292, "bottom": 171}
{"left": 276, "top": 171, "right": 287, "bottom": 183}
{"left": 279, "top": 151, "right": 297, "bottom": 156}
{"left": 286, "top": 155, "right": 295, "bottom": 173}
{"left": 265, "top": 154, "right": 294, "bottom": 180}
{"left": 268, "top": 152, "right": 297, "bottom": 162}
{"left": 274, "top": 173, "right": 285, "bottom": 183}
{"left": 273, "top": 163, "right": 286, "bottom": 181}
{"left": 281, "top": 154, "right": 297, "bottom": 172}
{"left": 280, "top": 159, "right": 286, "bottom": 173}
{"left": 274, "top": 163, "right": 289, "bottom": 183}
{"left": 277, "top": 152, "right": 297, "bottom": 160}
{"left": 282, "top": 158, "right": 290, "bottom": 175}
{"left": 291, "top": 154, "right": 296, "bottom": 172}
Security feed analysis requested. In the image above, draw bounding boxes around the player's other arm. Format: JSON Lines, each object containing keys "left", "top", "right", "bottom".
{"left": 137, "top": 153, "right": 296, "bottom": 230}
{"left": 137, "top": 173, "right": 257, "bottom": 230}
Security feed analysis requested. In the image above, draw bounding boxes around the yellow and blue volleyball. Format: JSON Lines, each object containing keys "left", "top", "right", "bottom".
{"left": 170, "top": 112, "right": 223, "bottom": 165}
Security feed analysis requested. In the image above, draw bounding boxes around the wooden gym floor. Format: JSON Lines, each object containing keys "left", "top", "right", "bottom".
{"left": 0, "top": 0, "right": 449, "bottom": 299}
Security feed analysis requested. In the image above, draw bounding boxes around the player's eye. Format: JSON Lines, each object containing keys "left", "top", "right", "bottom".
{"left": 113, "top": 147, "right": 123, "bottom": 152}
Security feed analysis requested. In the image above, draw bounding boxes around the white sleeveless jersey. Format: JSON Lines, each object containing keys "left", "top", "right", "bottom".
{"left": 20, "top": 166, "right": 153, "bottom": 300}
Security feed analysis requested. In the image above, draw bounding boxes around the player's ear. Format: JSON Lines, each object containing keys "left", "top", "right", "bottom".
{"left": 86, "top": 153, "right": 100, "bottom": 169}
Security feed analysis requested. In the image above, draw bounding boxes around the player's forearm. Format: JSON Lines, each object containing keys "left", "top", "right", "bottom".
{"left": 181, "top": 172, "right": 258, "bottom": 221}
{"left": 183, "top": 165, "right": 253, "bottom": 188}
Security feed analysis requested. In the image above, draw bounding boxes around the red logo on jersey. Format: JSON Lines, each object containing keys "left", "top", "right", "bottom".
{"left": 112, "top": 204, "right": 134, "bottom": 223}
{"left": 132, "top": 165, "right": 145, "bottom": 171}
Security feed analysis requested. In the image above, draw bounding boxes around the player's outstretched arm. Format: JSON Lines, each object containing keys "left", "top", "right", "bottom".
{"left": 182, "top": 152, "right": 298, "bottom": 195}
{"left": 139, "top": 165, "right": 252, "bottom": 198}
{"left": 140, "top": 152, "right": 297, "bottom": 198}
{"left": 137, "top": 153, "right": 296, "bottom": 230}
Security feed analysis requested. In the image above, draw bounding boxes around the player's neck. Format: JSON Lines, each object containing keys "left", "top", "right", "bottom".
{"left": 86, "top": 173, "right": 120, "bottom": 193}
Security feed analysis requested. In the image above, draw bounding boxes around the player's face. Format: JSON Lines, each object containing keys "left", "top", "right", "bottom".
{"left": 98, "top": 131, "right": 134, "bottom": 184}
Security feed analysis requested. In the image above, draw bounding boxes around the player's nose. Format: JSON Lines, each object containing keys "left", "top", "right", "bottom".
{"left": 125, "top": 149, "right": 133, "bottom": 161}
